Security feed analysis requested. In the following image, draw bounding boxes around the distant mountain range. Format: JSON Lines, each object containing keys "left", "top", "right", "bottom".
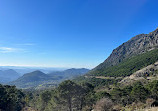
{"left": 0, "top": 66, "right": 66, "bottom": 75}
{"left": 9, "top": 68, "right": 89, "bottom": 88}
{"left": 48, "top": 68, "right": 89, "bottom": 79}
{"left": 0, "top": 69, "right": 20, "bottom": 83}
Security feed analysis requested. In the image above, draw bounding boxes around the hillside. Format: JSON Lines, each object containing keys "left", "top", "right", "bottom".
{"left": 87, "top": 48, "right": 158, "bottom": 77}
{"left": 0, "top": 69, "right": 20, "bottom": 83}
{"left": 120, "top": 61, "right": 158, "bottom": 86}
{"left": 9, "top": 71, "right": 54, "bottom": 88}
{"left": 88, "top": 28, "right": 158, "bottom": 76}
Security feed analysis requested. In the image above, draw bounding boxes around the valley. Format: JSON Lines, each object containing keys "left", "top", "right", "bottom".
{"left": 1, "top": 1, "right": 158, "bottom": 110}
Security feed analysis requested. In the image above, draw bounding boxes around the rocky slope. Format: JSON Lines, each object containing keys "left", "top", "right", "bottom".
{"left": 88, "top": 28, "right": 158, "bottom": 75}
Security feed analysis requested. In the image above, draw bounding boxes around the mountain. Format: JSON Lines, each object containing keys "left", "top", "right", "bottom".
{"left": 88, "top": 28, "right": 158, "bottom": 76}
{"left": 9, "top": 68, "right": 89, "bottom": 89}
{"left": 0, "top": 66, "right": 66, "bottom": 76}
{"left": 9, "top": 70, "right": 54, "bottom": 88}
{"left": 16, "top": 70, "right": 50, "bottom": 82}
{"left": 48, "top": 68, "right": 90, "bottom": 79}
{"left": 0, "top": 69, "right": 20, "bottom": 83}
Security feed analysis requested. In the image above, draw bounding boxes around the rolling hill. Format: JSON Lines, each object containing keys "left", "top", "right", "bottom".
{"left": 9, "top": 71, "right": 53, "bottom": 88}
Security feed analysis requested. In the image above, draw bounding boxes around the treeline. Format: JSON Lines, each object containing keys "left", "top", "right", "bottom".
{"left": 0, "top": 84, "right": 25, "bottom": 111}
{"left": 26, "top": 79, "right": 158, "bottom": 111}
{"left": 89, "top": 48, "right": 158, "bottom": 77}
{"left": 74, "top": 76, "right": 121, "bottom": 87}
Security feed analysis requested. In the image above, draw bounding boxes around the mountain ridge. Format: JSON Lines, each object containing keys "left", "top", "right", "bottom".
{"left": 88, "top": 28, "right": 158, "bottom": 76}
{"left": 48, "top": 68, "right": 89, "bottom": 78}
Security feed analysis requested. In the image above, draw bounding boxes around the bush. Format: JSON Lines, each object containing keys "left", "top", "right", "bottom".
{"left": 94, "top": 98, "right": 113, "bottom": 111}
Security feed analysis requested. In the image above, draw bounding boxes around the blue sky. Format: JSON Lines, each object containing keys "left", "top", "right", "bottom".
{"left": 0, "top": 0, "right": 158, "bottom": 68}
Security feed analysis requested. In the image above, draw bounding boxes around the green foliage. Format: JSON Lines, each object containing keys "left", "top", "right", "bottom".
{"left": 28, "top": 80, "right": 94, "bottom": 111}
{"left": 0, "top": 84, "right": 25, "bottom": 111}
{"left": 145, "top": 80, "right": 158, "bottom": 99}
{"left": 95, "top": 91, "right": 110, "bottom": 101}
{"left": 110, "top": 87, "right": 123, "bottom": 103}
{"left": 26, "top": 79, "right": 158, "bottom": 111}
{"left": 75, "top": 76, "right": 121, "bottom": 88}
{"left": 90, "top": 49, "right": 158, "bottom": 77}
{"left": 130, "top": 82, "right": 149, "bottom": 102}
{"left": 109, "top": 81, "right": 156, "bottom": 106}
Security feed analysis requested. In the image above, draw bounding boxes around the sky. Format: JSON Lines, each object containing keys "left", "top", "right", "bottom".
{"left": 0, "top": 0, "right": 158, "bottom": 68}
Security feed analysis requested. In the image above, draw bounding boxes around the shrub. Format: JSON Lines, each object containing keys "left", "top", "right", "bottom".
{"left": 94, "top": 98, "right": 113, "bottom": 111}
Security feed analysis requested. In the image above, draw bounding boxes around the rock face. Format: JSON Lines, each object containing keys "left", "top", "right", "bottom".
{"left": 90, "top": 28, "right": 158, "bottom": 73}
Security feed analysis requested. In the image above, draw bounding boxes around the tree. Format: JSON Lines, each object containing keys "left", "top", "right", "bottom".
{"left": 40, "top": 90, "right": 52, "bottom": 110}
{"left": 58, "top": 80, "right": 80, "bottom": 111}
{"left": 146, "top": 80, "right": 158, "bottom": 99}
{"left": 95, "top": 91, "right": 110, "bottom": 101}
{"left": 0, "top": 84, "right": 25, "bottom": 111}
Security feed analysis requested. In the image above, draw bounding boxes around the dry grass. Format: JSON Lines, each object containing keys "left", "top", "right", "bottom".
{"left": 135, "top": 107, "right": 158, "bottom": 111}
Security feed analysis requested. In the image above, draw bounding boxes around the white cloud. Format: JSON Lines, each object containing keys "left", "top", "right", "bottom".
{"left": 0, "top": 47, "right": 21, "bottom": 53}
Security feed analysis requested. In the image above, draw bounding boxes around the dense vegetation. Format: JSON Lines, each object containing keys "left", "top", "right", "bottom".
{"left": 0, "top": 84, "right": 25, "bottom": 111}
{"left": 26, "top": 80, "right": 95, "bottom": 111}
{"left": 25, "top": 79, "right": 158, "bottom": 111}
{"left": 88, "top": 49, "right": 158, "bottom": 77}
{"left": 0, "top": 66, "right": 158, "bottom": 111}
{"left": 74, "top": 76, "right": 121, "bottom": 88}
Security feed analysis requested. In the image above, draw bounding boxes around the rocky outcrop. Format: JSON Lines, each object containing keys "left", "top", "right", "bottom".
{"left": 89, "top": 28, "right": 158, "bottom": 74}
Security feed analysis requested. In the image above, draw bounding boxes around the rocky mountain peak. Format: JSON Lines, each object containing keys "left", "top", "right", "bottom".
{"left": 89, "top": 28, "right": 158, "bottom": 73}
